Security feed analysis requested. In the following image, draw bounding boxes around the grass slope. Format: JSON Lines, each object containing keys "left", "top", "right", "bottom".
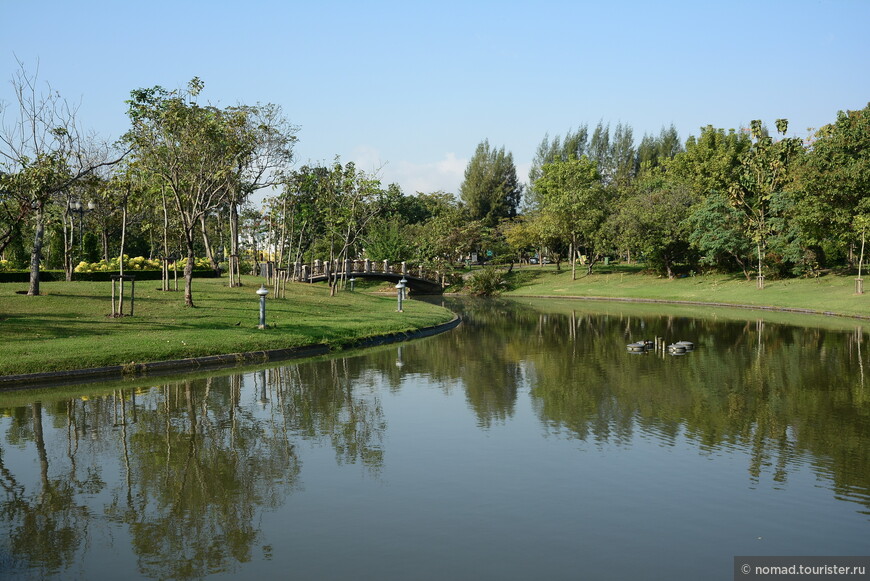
{"left": 503, "top": 265, "right": 870, "bottom": 319}
{"left": 0, "top": 275, "right": 453, "bottom": 376}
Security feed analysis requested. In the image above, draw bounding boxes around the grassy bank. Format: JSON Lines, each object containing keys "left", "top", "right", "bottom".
{"left": 502, "top": 264, "right": 870, "bottom": 319}
{"left": 0, "top": 275, "right": 454, "bottom": 376}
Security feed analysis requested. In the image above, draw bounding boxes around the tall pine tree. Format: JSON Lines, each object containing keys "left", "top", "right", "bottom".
{"left": 459, "top": 139, "right": 523, "bottom": 226}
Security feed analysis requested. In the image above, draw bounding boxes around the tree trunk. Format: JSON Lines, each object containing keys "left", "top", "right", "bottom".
{"left": 119, "top": 201, "right": 127, "bottom": 277}
{"left": 162, "top": 190, "right": 170, "bottom": 291}
{"left": 570, "top": 240, "right": 577, "bottom": 281}
{"left": 586, "top": 254, "right": 598, "bottom": 276}
{"left": 756, "top": 241, "right": 764, "bottom": 289}
{"left": 27, "top": 203, "right": 45, "bottom": 296}
{"left": 732, "top": 253, "right": 752, "bottom": 281}
{"left": 184, "top": 233, "right": 196, "bottom": 307}
{"left": 101, "top": 228, "right": 110, "bottom": 262}
{"left": 278, "top": 196, "right": 288, "bottom": 271}
{"left": 200, "top": 214, "right": 220, "bottom": 274}
{"left": 229, "top": 202, "right": 241, "bottom": 287}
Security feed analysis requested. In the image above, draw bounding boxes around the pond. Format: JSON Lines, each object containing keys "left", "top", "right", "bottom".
{"left": 1, "top": 298, "right": 869, "bottom": 580}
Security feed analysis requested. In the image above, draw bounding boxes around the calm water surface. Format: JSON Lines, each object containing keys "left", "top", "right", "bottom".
{"left": 1, "top": 298, "right": 869, "bottom": 580}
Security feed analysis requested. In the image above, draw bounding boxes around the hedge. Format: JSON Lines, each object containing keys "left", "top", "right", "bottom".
{"left": 0, "top": 270, "right": 221, "bottom": 283}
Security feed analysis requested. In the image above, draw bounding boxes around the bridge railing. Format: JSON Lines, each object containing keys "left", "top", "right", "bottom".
{"left": 266, "top": 259, "right": 449, "bottom": 287}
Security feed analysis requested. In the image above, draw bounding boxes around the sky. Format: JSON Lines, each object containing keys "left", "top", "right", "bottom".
{"left": 1, "top": 0, "right": 868, "bottom": 202}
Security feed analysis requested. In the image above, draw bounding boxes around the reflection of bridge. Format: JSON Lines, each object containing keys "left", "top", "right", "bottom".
{"left": 262, "top": 259, "right": 447, "bottom": 294}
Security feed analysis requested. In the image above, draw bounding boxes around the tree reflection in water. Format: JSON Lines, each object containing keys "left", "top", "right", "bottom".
{"left": 0, "top": 359, "right": 386, "bottom": 579}
{"left": 1, "top": 297, "right": 870, "bottom": 579}
{"left": 433, "top": 297, "right": 870, "bottom": 505}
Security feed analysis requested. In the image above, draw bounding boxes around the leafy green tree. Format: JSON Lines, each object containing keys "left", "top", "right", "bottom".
{"left": 459, "top": 139, "right": 522, "bottom": 225}
{"left": 534, "top": 156, "right": 608, "bottom": 279}
{"left": 280, "top": 164, "right": 330, "bottom": 266}
{"left": 729, "top": 119, "right": 803, "bottom": 287}
{"left": 666, "top": 125, "right": 750, "bottom": 197}
{"left": 374, "top": 183, "right": 436, "bottom": 225}
{"left": 527, "top": 125, "right": 589, "bottom": 208}
{"left": 224, "top": 103, "right": 297, "bottom": 287}
{"left": 501, "top": 215, "right": 539, "bottom": 264}
{"left": 0, "top": 172, "right": 30, "bottom": 259}
{"left": 667, "top": 126, "right": 753, "bottom": 276}
{"left": 686, "top": 190, "right": 755, "bottom": 278}
{"left": 414, "top": 207, "right": 477, "bottom": 267}
{"left": 637, "top": 125, "right": 682, "bottom": 171}
{"left": 414, "top": 190, "right": 457, "bottom": 221}
{"left": 125, "top": 78, "right": 248, "bottom": 306}
{"left": 793, "top": 103, "right": 870, "bottom": 269}
{"left": 363, "top": 217, "right": 414, "bottom": 262}
{"left": 614, "top": 176, "right": 695, "bottom": 278}
{"left": 588, "top": 122, "right": 611, "bottom": 180}
{"left": 609, "top": 122, "right": 637, "bottom": 188}
{"left": 319, "top": 160, "right": 382, "bottom": 293}
{"left": 0, "top": 62, "right": 122, "bottom": 295}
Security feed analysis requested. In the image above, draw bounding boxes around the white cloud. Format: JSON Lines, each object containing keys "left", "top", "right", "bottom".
{"left": 351, "top": 147, "right": 467, "bottom": 196}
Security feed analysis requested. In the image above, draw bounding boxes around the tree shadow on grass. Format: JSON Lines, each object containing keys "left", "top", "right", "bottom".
{"left": 502, "top": 267, "right": 560, "bottom": 291}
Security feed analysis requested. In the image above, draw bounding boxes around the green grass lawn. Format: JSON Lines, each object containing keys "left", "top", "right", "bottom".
{"left": 502, "top": 264, "right": 870, "bottom": 319}
{"left": 0, "top": 275, "right": 453, "bottom": 376}
{"left": 5, "top": 265, "right": 868, "bottom": 378}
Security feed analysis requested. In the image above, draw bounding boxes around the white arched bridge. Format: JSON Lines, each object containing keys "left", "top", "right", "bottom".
{"left": 260, "top": 259, "right": 448, "bottom": 294}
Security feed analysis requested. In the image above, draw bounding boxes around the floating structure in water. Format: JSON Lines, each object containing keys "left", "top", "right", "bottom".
{"left": 626, "top": 338, "right": 696, "bottom": 356}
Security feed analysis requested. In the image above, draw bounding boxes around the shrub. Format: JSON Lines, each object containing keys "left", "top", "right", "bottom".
{"left": 75, "top": 255, "right": 166, "bottom": 273}
{"left": 467, "top": 267, "right": 507, "bottom": 296}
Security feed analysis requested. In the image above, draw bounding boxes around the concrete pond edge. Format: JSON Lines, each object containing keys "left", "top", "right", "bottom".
{"left": 0, "top": 315, "right": 462, "bottom": 391}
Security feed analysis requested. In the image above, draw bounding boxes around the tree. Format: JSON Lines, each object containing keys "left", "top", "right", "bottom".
{"left": 615, "top": 177, "right": 695, "bottom": 279}
{"left": 527, "top": 126, "right": 589, "bottom": 208}
{"left": 459, "top": 140, "right": 522, "bottom": 225}
{"left": 534, "top": 156, "right": 607, "bottom": 279}
{"left": 637, "top": 125, "right": 682, "bottom": 172}
{"left": 686, "top": 190, "right": 755, "bottom": 278}
{"left": 0, "top": 171, "right": 30, "bottom": 258}
{"left": 501, "top": 216, "right": 538, "bottom": 264}
{"left": 609, "top": 122, "right": 637, "bottom": 189}
{"left": 364, "top": 218, "right": 414, "bottom": 262}
{"left": 312, "top": 159, "right": 382, "bottom": 295}
{"left": 666, "top": 125, "right": 750, "bottom": 197}
{"left": 125, "top": 78, "right": 247, "bottom": 306}
{"left": 0, "top": 61, "right": 123, "bottom": 295}
{"left": 225, "top": 103, "right": 297, "bottom": 287}
{"left": 588, "top": 122, "right": 611, "bottom": 182}
{"left": 729, "top": 119, "right": 803, "bottom": 288}
{"left": 793, "top": 103, "right": 870, "bottom": 269}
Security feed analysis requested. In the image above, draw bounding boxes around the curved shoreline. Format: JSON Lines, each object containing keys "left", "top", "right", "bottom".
{"left": 3, "top": 291, "right": 866, "bottom": 391}
{"left": 507, "top": 294, "right": 870, "bottom": 321}
{"left": 0, "top": 315, "right": 462, "bottom": 391}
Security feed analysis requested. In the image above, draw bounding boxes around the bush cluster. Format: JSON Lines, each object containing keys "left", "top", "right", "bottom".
{"left": 467, "top": 267, "right": 507, "bottom": 296}
{"left": 74, "top": 255, "right": 213, "bottom": 273}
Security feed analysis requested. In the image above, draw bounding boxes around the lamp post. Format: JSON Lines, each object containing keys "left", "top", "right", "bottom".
{"left": 399, "top": 276, "right": 408, "bottom": 300}
{"left": 395, "top": 279, "right": 406, "bottom": 312}
{"left": 68, "top": 199, "right": 95, "bottom": 254}
{"left": 256, "top": 284, "right": 269, "bottom": 328}
{"left": 349, "top": 277, "right": 356, "bottom": 292}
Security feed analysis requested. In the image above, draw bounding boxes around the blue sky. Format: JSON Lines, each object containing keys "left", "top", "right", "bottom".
{"left": 2, "top": 0, "right": 868, "bottom": 199}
